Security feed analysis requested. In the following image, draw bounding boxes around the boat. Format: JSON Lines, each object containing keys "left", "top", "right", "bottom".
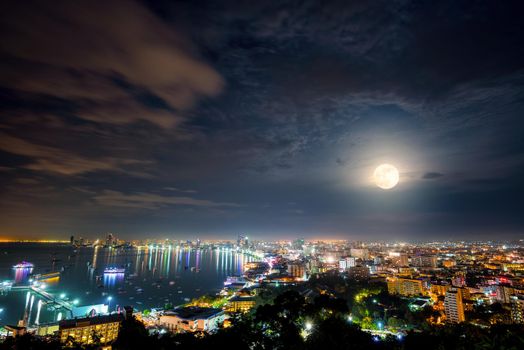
{"left": 33, "top": 271, "right": 60, "bottom": 281}
{"left": 104, "top": 267, "right": 125, "bottom": 274}
{"left": 13, "top": 261, "right": 33, "bottom": 269}
{"left": 224, "top": 275, "right": 248, "bottom": 285}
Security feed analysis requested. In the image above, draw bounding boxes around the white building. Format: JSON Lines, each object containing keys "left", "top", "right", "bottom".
{"left": 159, "top": 307, "right": 225, "bottom": 333}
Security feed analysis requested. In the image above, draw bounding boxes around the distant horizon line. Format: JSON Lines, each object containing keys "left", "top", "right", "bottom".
{"left": 0, "top": 238, "right": 522, "bottom": 244}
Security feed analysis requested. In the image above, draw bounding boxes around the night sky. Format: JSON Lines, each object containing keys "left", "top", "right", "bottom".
{"left": 1, "top": 0, "right": 524, "bottom": 240}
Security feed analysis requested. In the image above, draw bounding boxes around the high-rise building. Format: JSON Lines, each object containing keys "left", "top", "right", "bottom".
{"left": 339, "top": 257, "right": 356, "bottom": 270}
{"left": 387, "top": 277, "right": 426, "bottom": 296}
{"left": 411, "top": 255, "right": 438, "bottom": 268}
{"left": 339, "top": 259, "right": 347, "bottom": 270}
{"left": 106, "top": 233, "right": 114, "bottom": 247}
{"left": 237, "top": 234, "right": 249, "bottom": 248}
{"left": 430, "top": 282, "right": 451, "bottom": 297}
{"left": 444, "top": 288, "right": 465, "bottom": 323}
{"left": 510, "top": 295, "right": 524, "bottom": 324}
{"left": 348, "top": 266, "right": 370, "bottom": 280}
{"left": 287, "top": 261, "right": 306, "bottom": 279}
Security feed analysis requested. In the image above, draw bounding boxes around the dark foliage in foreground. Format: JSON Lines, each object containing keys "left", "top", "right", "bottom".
{"left": 1, "top": 291, "right": 523, "bottom": 349}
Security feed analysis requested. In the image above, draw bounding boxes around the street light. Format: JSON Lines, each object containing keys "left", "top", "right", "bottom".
{"left": 347, "top": 315, "right": 353, "bottom": 323}
{"left": 305, "top": 322, "right": 313, "bottom": 331}
{"left": 73, "top": 299, "right": 79, "bottom": 305}
{"left": 60, "top": 293, "right": 66, "bottom": 299}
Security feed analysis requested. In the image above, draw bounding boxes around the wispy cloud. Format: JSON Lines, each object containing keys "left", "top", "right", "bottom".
{"left": 93, "top": 190, "right": 241, "bottom": 209}
{"left": 0, "top": 133, "right": 151, "bottom": 176}
{"left": 0, "top": 0, "right": 224, "bottom": 128}
{"left": 422, "top": 172, "right": 444, "bottom": 180}
{"left": 163, "top": 187, "right": 198, "bottom": 194}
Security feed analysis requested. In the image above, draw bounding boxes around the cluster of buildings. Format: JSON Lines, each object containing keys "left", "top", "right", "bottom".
{"left": 245, "top": 239, "right": 524, "bottom": 325}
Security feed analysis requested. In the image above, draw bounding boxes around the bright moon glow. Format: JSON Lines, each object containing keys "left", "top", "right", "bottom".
{"left": 373, "top": 164, "right": 399, "bottom": 190}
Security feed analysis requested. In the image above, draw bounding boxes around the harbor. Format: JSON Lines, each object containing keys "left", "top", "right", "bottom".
{"left": 0, "top": 243, "right": 257, "bottom": 327}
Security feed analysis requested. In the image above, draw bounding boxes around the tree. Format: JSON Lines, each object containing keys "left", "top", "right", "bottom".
{"left": 113, "top": 316, "right": 154, "bottom": 350}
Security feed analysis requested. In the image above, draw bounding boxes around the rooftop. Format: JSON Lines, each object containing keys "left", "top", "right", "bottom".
{"left": 164, "top": 307, "right": 224, "bottom": 320}
{"left": 59, "top": 313, "right": 123, "bottom": 329}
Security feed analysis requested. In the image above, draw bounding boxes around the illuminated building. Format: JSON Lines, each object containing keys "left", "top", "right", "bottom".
{"left": 430, "top": 282, "right": 451, "bottom": 297}
{"left": 389, "top": 252, "right": 409, "bottom": 267}
{"left": 510, "top": 295, "right": 524, "bottom": 324}
{"left": 105, "top": 233, "right": 114, "bottom": 247}
{"left": 387, "top": 277, "right": 426, "bottom": 296}
{"left": 159, "top": 307, "right": 225, "bottom": 333}
{"left": 36, "top": 323, "right": 59, "bottom": 336}
{"left": 58, "top": 314, "right": 123, "bottom": 345}
{"left": 411, "top": 255, "right": 438, "bottom": 268}
{"left": 442, "top": 259, "right": 456, "bottom": 268}
{"left": 339, "top": 257, "right": 356, "bottom": 270}
{"left": 444, "top": 288, "right": 465, "bottom": 323}
{"left": 237, "top": 234, "right": 249, "bottom": 248}
{"left": 287, "top": 261, "right": 306, "bottom": 279}
{"left": 502, "top": 263, "right": 524, "bottom": 273}
{"left": 226, "top": 295, "right": 256, "bottom": 313}
{"left": 495, "top": 285, "right": 515, "bottom": 304}
{"left": 339, "top": 259, "right": 347, "bottom": 270}
{"left": 348, "top": 266, "right": 370, "bottom": 280}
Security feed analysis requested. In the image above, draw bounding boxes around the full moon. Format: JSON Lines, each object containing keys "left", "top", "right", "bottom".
{"left": 373, "top": 164, "right": 399, "bottom": 190}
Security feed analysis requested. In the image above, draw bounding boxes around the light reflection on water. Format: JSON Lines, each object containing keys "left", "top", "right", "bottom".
{"left": 0, "top": 243, "right": 255, "bottom": 326}
{"left": 14, "top": 267, "right": 33, "bottom": 284}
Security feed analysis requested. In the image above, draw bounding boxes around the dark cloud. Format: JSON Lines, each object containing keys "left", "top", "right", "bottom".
{"left": 422, "top": 172, "right": 444, "bottom": 180}
{"left": 0, "top": 0, "right": 223, "bottom": 128}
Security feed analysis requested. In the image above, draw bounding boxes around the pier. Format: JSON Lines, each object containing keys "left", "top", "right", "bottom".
{"left": 11, "top": 285, "right": 74, "bottom": 315}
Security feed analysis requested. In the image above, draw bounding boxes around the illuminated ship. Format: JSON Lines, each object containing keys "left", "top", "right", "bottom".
{"left": 13, "top": 261, "right": 34, "bottom": 269}
{"left": 33, "top": 271, "right": 60, "bottom": 282}
{"left": 224, "top": 275, "right": 248, "bottom": 285}
{"left": 104, "top": 267, "right": 125, "bottom": 274}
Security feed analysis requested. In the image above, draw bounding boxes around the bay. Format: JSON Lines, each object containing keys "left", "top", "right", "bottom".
{"left": 0, "top": 243, "right": 253, "bottom": 326}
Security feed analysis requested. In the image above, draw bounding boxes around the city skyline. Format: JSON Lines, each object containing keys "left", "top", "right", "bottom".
{"left": 1, "top": 0, "right": 524, "bottom": 240}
